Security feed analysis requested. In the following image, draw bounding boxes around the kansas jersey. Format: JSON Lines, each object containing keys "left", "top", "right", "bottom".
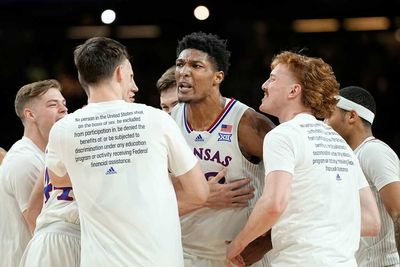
{"left": 355, "top": 137, "right": 400, "bottom": 267}
{"left": 19, "top": 168, "right": 80, "bottom": 267}
{"left": 35, "top": 167, "right": 79, "bottom": 232}
{"left": 171, "top": 98, "right": 266, "bottom": 262}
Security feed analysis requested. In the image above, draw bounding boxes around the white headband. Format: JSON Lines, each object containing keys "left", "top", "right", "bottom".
{"left": 336, "top": 95, "right": 375, "bottom": 124}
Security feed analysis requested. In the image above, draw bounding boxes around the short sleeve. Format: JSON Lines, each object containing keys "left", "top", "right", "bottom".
{"left": 9, "top": 155, "right": 42, "bottom": 212}
{"left": 358, "top": 142, "right": 400, "bottom": 191}
{"left": 263, "top": 125, "right": 298, "bottom": 176}
{"left": 160, "top": 111, "right": 197, "bottom": 177}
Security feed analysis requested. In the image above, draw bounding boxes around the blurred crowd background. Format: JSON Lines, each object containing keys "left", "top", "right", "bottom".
{"left": 1, "top": 0, "right": 399, "bottom": 155}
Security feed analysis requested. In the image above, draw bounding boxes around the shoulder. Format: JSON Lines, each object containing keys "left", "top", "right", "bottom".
{"left": 238, "top": 108, "right": 276, "bottom": 136}
{"left": 236, "top": 108, "right": 276, "bottom": 160}
{"left": 358, "top": 139, "right": 399, "bottom": 170}
{"left": 359, "top": 139, "right": 398, "bottom": 161}
{"left": 1, "top": 148, "right": 42, "bottom": 181}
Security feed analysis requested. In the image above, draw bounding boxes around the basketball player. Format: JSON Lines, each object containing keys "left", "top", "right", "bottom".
{"left": 327, "top": 86, "right": 400, "bottom": 266}
{"left": 0, "top": 79, "right": 67, "bottom": 266}
{"left": 45, "top": 37, "right": 209, "bottom": 266}
{"left": 226, "top": 51, "right": 380, "bottom": 266}
{"left": 20, "top": 69, "right": 139, "bottom": 267}
{"left": 171, "top": 31, "right": 275, "bottom": 266}
{"left": 19, "top": 167, "right": 80, "bottom": 267}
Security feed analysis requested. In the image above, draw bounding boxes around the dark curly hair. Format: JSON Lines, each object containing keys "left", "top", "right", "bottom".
{"left": 176, "top": 32, "right": 231, "bottom": 76}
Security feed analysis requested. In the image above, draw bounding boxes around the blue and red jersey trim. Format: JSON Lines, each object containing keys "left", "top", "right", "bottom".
{"left": 183, "top": 98, "right": 237, "bottom": 133}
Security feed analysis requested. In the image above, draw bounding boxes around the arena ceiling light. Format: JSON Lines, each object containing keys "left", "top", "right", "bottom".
{"left": 343, "top": 17, "right": 390, "bottom": 31}
{"left": 101, "top": 9, "right": 116, "bottom": 24}
{"left": 194, "top": 5, "right": 210, "bottom": 21}
{"left": 292, "top": 18, "right": 339, "bottom": 33}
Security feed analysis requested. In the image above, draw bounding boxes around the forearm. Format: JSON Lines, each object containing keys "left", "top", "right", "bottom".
{"left": 234, "top": 197, "right": 281, "bottom": 248}
{"left": 23, "top": 173, "right": 45, "bottom": 233}
{"left": 360, "top": 187, "right": 381, "bottom": 236}
{"left": 173, "top": 174, "right": 206, "bottom": 216}
{"left": 178, "top": 201, "right": 203, "bottom": 216}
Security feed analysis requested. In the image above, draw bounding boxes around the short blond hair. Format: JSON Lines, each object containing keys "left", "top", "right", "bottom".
{"left": 15, "top": 79, "right": 62, "bottom": 121}
{"left": 156, "top": 66, "right": 176, "bottom": 93}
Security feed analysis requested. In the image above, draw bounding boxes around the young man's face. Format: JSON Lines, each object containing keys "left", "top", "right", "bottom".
{"left": 259, "top": 63, "right": 297, "bottom": 116}
{"left": 160, "top": 86, "right": 178, "bottom": 114}
{"left": 325, "top": 107, "right": 350, "bottom": 141}
{"left": 121, "top": 59, "right": 139, "bottom": 103}
{"left": 28, "top": 88, "right": 68, "bottom": 140}
{"left": 175, "top": 48, "right": 221, "bottom": 104}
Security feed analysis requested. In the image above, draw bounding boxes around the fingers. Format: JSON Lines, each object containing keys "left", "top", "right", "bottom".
{"left": 227, "top": 256, "right": 245, "bottom": 267}
{"left": 208, "top": 167, "right": 228, "bottom": 183}
{"left": 231, "top": 193, "right": 254, "bottom": 204}
{"left": 226, "top": 178, "right": 251, "bottom": 190}
{"left": 229, "top": 186, "right": 254, "bottom": 197}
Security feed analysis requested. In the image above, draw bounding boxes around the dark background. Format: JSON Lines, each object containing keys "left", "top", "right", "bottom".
{"left": 1, "top": 0, "right": 400, "bottom": 155}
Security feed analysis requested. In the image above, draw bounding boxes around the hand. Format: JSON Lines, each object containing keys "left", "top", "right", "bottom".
{"left": 241, "top": 231, "right": 272, "bottom": 266}
{"left": 226, "top": 240, "right": 245, "bottom": 267}
{"left": 205, "top": 168, "right": 255, "bottom": 209}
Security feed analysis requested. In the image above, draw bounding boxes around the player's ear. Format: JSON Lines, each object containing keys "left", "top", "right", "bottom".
{"left": 115, "top": 64, "right": 124, "bottom": 82}
{"left": 288, "top": 84, "right": 301, "bottom": 98}
{"left": 23, "top": 107, "right": 35, "bottom": 121}
{"left": 348, "top": 110, "right": 359, "bottom": 124}
{"left": 214, "top": 71, "right": 224, "bottom": 85}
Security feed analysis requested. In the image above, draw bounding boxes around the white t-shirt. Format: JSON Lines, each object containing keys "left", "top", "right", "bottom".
{"left": 0, "top": 137, "right": 44, "bottom": 267}
{"left": 355, "top": 137, "right": 400, "bottom": 267}
{"left": 263, "top": 114, "right": 367, "bottom": 267}
{"left": 46, "top": 100, "right": 197, "bottom": 267}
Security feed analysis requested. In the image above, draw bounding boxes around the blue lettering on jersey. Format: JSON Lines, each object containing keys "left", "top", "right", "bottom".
{"left": 44, "top": 182, "right": 52, "bottom": 204}
{"left": 43, "top": 167, "right": 74, "bottom": 203}
{"left": 193, "top": 148, "right": 233, "bottom": 167}
{"left": 218, "top": 133, "right": 232, "bottom": 142}
{"left": 204, "top": 171, "right": 225, "bottom": 184}
{"left": 53, "top": 186, "right": 74, "bottom": 201}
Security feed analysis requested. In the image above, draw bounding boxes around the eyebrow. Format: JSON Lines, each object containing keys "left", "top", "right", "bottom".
{"left": 176, "top": 58, "right": 204, "bottom": 64}
{"left": 47, "top": 99, "right": 66, "bottom": 105}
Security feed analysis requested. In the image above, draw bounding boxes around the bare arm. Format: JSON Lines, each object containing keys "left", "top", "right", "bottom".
{"left": 174, "top": 162, "right": 209, "bottom": 206}
{"left": 174, "top": 168, "right": 254, "bottom": 216}
{"left": 23, "top": 169, "right": 45, "bottom": 234}
{"left": 379, "top": 181, "right": 400, "bottom": 252}
{"left": 226, "top": 170, "right": 292, "bottom": 267}
{"left": 360, "top": 186, "right": 381, "bottom": 236}
{"left": 48, "top": 169, "right": 72, "bottom": 188}
{"left": 174, "top": 109, "right": 275, "bottom": 217}
{"left": 238, "top": 109, "right": 275, "bottom": 162}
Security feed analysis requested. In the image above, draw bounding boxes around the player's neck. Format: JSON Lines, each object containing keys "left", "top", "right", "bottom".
{"left": 186, "top": 95, "right": 226, "bottom": 131}
{"left": 348, "top": 126, "right": 373, "bottom": 150}
{"left": 87, "top": 81, "right": 124, "bottom": 103}
{"left": 23, "top": 127, "right": 47, "bottom": 152}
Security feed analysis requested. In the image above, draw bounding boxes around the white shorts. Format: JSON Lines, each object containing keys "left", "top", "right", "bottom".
{"left": 184, "top": 253, "right": 270, "bottom": 267}
{"left": 19, "top": 222, "right": 80, "bottom": 267}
